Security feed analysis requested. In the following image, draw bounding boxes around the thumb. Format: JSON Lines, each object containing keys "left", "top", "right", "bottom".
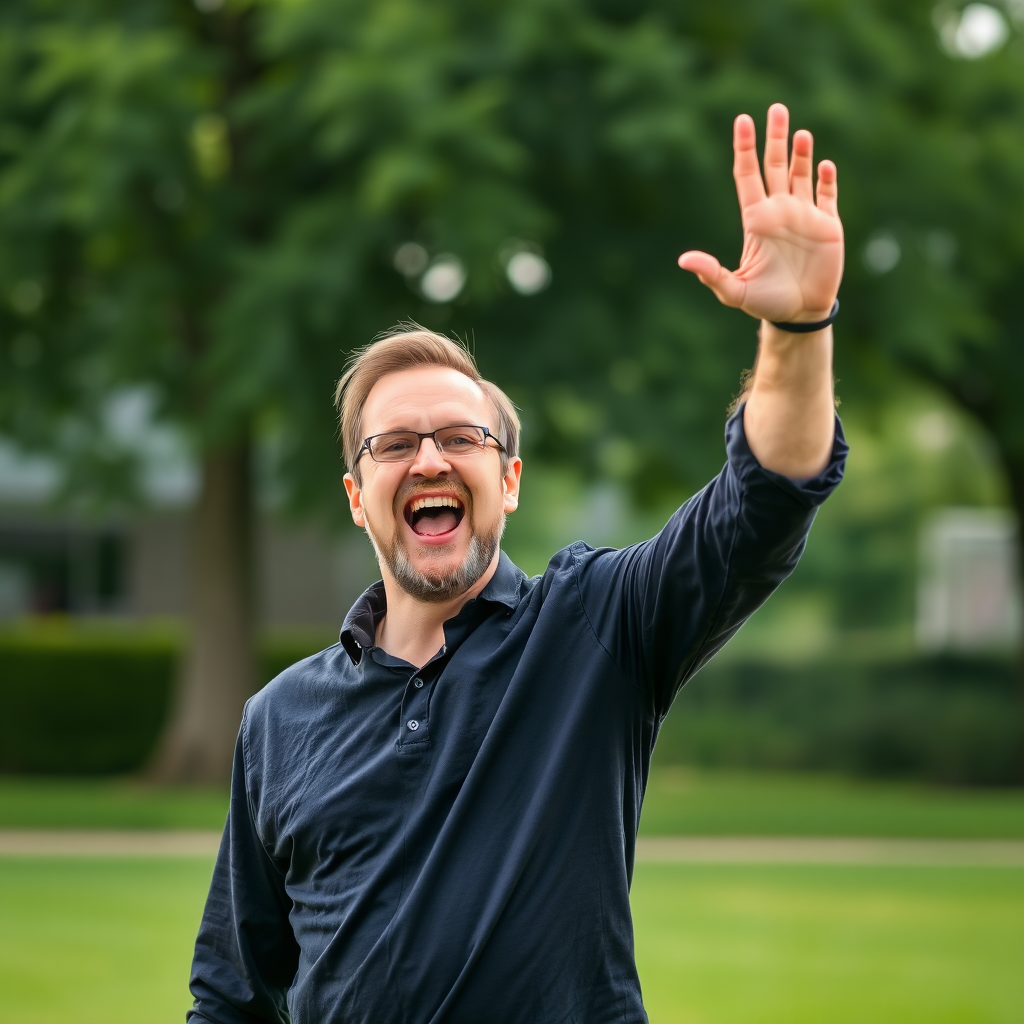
{"left": 677, "top": 251, "right": 746, "bottom": 309}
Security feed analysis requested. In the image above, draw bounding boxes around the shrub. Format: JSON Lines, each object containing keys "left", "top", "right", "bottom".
{"left": 0, "top": 625, "right": 336, "bottom": 775}
{"left": 657, "top": 654, "right": 1024, "bottom": 785}
{"left": 2, "top": 625, "right": 1021, "bottom": 783}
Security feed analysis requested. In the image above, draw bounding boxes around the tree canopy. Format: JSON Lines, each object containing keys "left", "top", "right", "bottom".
{"left": 3, "top": 0, "right": 1024, "bottom": 776}
{"left": 4, "top": 0, "right": 1024, "bottom": 496}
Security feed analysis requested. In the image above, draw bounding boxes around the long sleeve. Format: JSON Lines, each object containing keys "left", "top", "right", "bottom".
{"left": 187, "top": 710, "right": 300, "bottom": 1024}
{"left": 572, "top": 404, "right": 847, "bottom": 718}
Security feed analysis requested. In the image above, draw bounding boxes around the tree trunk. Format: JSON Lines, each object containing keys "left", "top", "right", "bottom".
{"left": 148, "top": 439, "right": 256, "bottom": 784}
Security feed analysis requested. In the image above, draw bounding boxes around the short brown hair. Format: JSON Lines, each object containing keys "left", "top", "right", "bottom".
{"left": 335, "top": 324, "right": 520, "bottom": 481}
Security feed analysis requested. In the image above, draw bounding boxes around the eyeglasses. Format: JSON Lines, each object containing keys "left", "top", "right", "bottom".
{"left": 355, "top": 424, "right": 506, "bottom": 464}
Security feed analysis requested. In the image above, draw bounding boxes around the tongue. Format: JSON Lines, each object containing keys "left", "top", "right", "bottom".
{"left": 413, "top": 510, "right": 459, "bottom": 537}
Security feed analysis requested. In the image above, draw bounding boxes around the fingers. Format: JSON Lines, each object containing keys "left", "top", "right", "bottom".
{"left": 733, "top": 113, "right": 766, "bottom": 211}
{"left": 734, "top": 104, "right": 837, "bottom": 217}
{"left": 815, "top": 159, "right": 839, "bottom": 217}
{"left": 677, "top": 251, "right": 746, "bottom": 308}
{"left": 763, "top": 103, "right": 790, "bottom": 196}
{"left": 789, "top": 129, "right": 814, "bottom": 202}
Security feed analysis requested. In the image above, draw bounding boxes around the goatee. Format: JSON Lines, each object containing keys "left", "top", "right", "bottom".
{"left": 366, "top": 515, "right": 504, "bottom": 603}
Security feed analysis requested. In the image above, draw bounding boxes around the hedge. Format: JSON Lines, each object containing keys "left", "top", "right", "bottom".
{"left": 0, "top": 626, "right": 334, "bottom": 775}
{"left": 1, "top": 627, "right": 1022, "bottom": 783}
{"left": 657, "top": 653, "right": 1024, "bottom": 786}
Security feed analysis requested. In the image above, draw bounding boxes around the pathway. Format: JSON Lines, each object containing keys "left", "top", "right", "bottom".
{"left": 1, "top": 831, "right": 1022, "bottom": 865}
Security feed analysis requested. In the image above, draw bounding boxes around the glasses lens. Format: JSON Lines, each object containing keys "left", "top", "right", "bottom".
{"left": 368, "top": 432, "right": 421, "bottom": 462}
{"left": 436, "top": 426, "right": 487, "bottom": 455}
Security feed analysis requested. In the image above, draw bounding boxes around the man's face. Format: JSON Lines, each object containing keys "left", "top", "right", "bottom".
{"left": 343, "top": 366, "right": 521, "bottom": 603}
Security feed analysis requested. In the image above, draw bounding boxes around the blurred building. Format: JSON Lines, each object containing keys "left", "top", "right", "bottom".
{"left": 917, "top": 507, "right": 1021, "bottom": 650}
{"left": 0, "top": 439, "right": 377, "bottom": 628}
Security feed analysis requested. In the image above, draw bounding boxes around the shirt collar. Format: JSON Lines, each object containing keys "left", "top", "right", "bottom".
{"left": 479, "top": 549, "right": 527, "bottom": 611}
{"left": 339, "top": 550, "right": 526, "bottom": 664}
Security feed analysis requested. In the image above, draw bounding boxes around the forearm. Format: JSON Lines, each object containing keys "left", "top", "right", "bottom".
{"left": 742, "top": 320, "right": 835, "bottom": 479}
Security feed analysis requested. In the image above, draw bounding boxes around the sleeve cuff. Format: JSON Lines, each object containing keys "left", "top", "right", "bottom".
{"left": 724, "top": 402, "right": 848, "bottom": 507}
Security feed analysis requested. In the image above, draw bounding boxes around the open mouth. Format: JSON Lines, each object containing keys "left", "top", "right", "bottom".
{"left": 404, "top": 493, "right": 466, "bottom": 539}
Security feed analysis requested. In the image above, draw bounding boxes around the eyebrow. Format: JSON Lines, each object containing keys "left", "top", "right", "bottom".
{"left": 369, "top": 418, "right": 497, "bottom": 435}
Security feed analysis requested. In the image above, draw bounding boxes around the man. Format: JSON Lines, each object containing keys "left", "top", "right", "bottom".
{"left": 188, "top": 104, "right": 847, "bottom": 1024}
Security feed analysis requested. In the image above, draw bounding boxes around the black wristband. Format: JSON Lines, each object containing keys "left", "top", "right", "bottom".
{"left": 769, "top": 298, "right": 839, "bottom": 333}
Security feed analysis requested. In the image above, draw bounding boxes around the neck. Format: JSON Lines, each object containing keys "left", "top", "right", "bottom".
{"left": 376, "top": 550, "right": 501, "bottom": 668}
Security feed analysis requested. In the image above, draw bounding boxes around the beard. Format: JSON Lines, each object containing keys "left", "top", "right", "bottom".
{"left": 364, "top": 505, "right": 504, "bottom": 604}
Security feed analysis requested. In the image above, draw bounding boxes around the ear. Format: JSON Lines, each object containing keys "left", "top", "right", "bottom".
{"left": 343, "top": 472, "right": 366, "bottom": 528}
{"left": 502, "top": 456, "right": 523, "bottom": 513}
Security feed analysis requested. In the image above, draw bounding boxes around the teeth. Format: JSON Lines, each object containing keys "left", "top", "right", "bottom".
{"left": 410, "top": 495, "right": 462, "bottom": 513}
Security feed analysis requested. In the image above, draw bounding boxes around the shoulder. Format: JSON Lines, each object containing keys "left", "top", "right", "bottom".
{"left": 241, "top": 644, "right": 354, "bottom": 787}
{"left": 529, "top": 541, "right": 588, "bottom": 594}
{"left": 244, "top": 643, "right": 351, "bottom": 736}
{"left": 534, "top": 538, "right": 632, "bottom": 601}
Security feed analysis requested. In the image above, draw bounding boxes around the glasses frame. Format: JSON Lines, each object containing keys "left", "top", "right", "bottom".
{"left": 355, "top": 424, "right": 507, "bottom": 464}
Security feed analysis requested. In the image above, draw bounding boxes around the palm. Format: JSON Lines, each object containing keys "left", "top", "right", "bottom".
{"left": 679, "top": 105, "right": 844, "bottom": 325}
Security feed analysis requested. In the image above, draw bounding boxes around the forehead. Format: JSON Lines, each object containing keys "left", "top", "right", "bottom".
{"left": 360, "top": 365, "right": 494, "bottom": 435}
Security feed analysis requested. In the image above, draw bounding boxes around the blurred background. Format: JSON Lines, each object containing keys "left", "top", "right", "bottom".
{"left": 0, "top": 1, "right": 1022, "bottom": 1022}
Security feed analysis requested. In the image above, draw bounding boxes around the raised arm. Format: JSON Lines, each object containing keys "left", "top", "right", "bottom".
{"left": 678, "top": 103, "right": 844, "bottom": 480}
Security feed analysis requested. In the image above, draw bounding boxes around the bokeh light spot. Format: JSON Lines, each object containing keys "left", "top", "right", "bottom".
{"left": 506, "top": 252, "right": 552, "bottom": 295}
{"left": 421, "top": 255, "right": 466, "bottom": 303}
{"left": 863, "top": 232, "right": 901, "bottom": 274}
{"left": 393, "top": 242, "right": 429, "bottom": 277}
{"left": 938, "top": 3, "right": 1009, "bottom": 58}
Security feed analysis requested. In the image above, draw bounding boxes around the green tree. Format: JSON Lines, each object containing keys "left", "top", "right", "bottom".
{"left": 3, "top": 0, "right": 1024, "bottom": 781}
{"left": 0, "top": 0, "right": 538, "bottom": 780}
{"left": 688, "top": 0, "right": 1024, "bottom": 684}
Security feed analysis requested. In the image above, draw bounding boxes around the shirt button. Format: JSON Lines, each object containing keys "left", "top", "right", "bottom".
{"left": 406, "top": 719, "right": 420, "bottom": 732}
{"left": 413, "top": 678, "right": 424, "bottom": 689}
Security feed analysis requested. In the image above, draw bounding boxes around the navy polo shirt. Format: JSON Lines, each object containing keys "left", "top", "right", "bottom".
{"left": 188, "top": 409, "right": 847, "bottom": 1024}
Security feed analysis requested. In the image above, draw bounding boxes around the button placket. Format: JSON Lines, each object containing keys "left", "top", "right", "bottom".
{"left": 399, "top": 671, "right": 431, "bottom": 746}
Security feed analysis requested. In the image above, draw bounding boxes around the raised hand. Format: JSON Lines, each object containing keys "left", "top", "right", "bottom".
{"left": 678, "top": 104, "right": 844, "bottom": 326}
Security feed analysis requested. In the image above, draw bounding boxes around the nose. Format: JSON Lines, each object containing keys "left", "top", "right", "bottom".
{"left": 408, "top": 435, "right": 451, "bottom": 477}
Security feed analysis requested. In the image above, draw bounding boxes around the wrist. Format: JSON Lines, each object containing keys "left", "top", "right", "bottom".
{"left": 768, "top": 298, "right": 839, "bottom": 334}
{"left": 790, "top": 308, "right": 833, "bottom": 323}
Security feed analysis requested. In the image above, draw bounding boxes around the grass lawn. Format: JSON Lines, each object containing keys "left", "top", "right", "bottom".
{"left": 2, "top": 767, "right": 1022, "bottom": 836}
{"left": 639, "top": 767, "right": 1024, "bottom": 837}
{"left": 632, "top": 863, "right": 1024, "bottom": 1024}
{"left": 0, "top": 858, "right": 211, "bottom": 1024}
{"left": 0, "top": 779, "right": 229, "bottom": 831}
{"left": 2, "top": 770, "right": 1021, "bottom": 1021}
{"left": 0, "top": 857, "right": 1021, "bottom": 1024}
